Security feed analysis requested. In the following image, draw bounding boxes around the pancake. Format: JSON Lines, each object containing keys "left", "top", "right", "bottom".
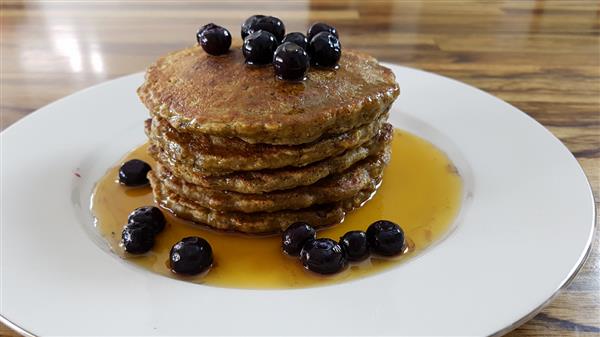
{"left": 150, "top": 123, "right": 392, "bottom": 193}
{"left": 138, "top": 46, "right": 399, "bottom": 145}
{"left": 155, "top": 152, "right": 387, "bottom": 213}
{"left": 149, "top": 171, "right": 376, "bottom": 233}
{"left": 146, "top": 112, "right": 388, "bottom": 174}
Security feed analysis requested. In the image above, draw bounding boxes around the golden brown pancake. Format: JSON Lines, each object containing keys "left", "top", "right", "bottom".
{"left": 138, "top": 43, "right": 400, "bottom": 233}
{"left": 149, "top": 124, "right": 392, "bottom": 193}
{"left": 154, "top": 152, "right": 386, "bottom": 213}
{"left": 137, "top": 46, "right": 399, "bottom": 145}
{"left": 149, "top": 171, "right": 376, "bottom": 234}
{"left": 146, "top": 112, "right": 388, "bottom": 174}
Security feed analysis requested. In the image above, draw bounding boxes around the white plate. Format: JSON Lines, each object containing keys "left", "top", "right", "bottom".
{"left": 0, "top": 65, "right": 594, "bottom": 336}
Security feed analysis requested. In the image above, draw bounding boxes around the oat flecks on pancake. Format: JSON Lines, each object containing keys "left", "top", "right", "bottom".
{"left": 149, "top": 124, "right": 392, "bottom": 194}
{"left": 155, "top": 151, "right": 388, "bottom": 213}
{"left": 149, "top": 171, "right": 377, "bottom": 234}
{"left": 138, "top": 44, "right": 400, "bottom": 234}
{"left": 137, "top": 46, "right": 399, "bottom": 145}
{"left": 147, "top": 112, "right": 389, "bottom": 174}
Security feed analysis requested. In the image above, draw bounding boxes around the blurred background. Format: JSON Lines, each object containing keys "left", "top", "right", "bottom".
{"left": 1, "top": 1, "right": 599, "bottom": 336}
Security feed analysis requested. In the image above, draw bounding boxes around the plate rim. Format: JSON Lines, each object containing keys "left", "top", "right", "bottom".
{"left": 0, "top": 65, "right": 596, "bottom": 337}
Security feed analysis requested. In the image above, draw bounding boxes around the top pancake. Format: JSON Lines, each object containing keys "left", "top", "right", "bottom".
{"left": 137, "top": 45, "right": 399, "bottom": 145}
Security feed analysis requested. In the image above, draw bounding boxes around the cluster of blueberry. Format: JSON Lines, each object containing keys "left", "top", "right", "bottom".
{"left": 281, "top": 220, "right": 406, "bottom": 275}
{"left": 118, "top": 159, "right": 213, "bottom": 276}
{"left": 196, "top": 15, "right": 342, "bottom": 81}
{"left": 121, "top": 206, "right": 165, "bottom": 253}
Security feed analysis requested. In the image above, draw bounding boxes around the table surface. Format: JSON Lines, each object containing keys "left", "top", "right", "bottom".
{"left": 1, "top": 0, "right": 598, "bottom": 336}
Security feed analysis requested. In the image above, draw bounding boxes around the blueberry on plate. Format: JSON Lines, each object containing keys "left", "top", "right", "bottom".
{"left": 300, "top": 238, "right": 346, "bottom": 274}
{"left": 282, "top": 32, "right": 308, "bottom": 50}
{"left": 307, "top": 22, "right": 338, "bottom": 41}
{"left": 243, "top": 30, "right": 279, "bottom": 65}
{"left": 118, "top": 159, "right": 151, "bottom": 187}
{"left": 273, "top": 42, "right": 310, "bottom": 81}
{"left": 128, "top": 206, "right": 166, "bottom": 235}
{"left": 246, "top": 15, "right": 285, "bottom": 43}
{"left": 282, "top": 222, "right": 316, "bottom": 256}
{"left": 170, "top": 237, "right": 213, "bottom": 275}
{"left": 196, "top": 23, "right": 231, "bottom": 56}
{"left": 241, "top": 14, "right": 265, "bottom": 39}
{"left": 307, "top": 32, "right": 341, "bottom": 68}
{"left": 340, "top": 230, "right": 370, "bottom": 262}
{"left": 366, "top": 220, "right": 405, "bottom": 256}
{"left": 121, "top": 222, "right": 155, "bottom": 254}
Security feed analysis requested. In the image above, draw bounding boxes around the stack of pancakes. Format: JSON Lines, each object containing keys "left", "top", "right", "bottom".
{"left": 137, "top": 46, "right": 399, "bottom": 234}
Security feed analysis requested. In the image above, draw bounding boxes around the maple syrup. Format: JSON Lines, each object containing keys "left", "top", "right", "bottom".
{"left": 91, "top": 129, "right": 463, "bottom": 288}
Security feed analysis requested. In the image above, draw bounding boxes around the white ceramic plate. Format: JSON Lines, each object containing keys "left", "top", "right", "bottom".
{"left": 1, "top": 65, "right": 595, "bottom": 336}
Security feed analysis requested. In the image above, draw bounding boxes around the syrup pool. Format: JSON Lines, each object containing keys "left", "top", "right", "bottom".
{"left": 91, "top": 129, "right": 463, "bottom": 288}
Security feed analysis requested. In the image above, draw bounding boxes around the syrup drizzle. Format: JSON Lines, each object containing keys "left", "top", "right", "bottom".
{"left": 91, "top": 129, "right": 463, "bottom": 288}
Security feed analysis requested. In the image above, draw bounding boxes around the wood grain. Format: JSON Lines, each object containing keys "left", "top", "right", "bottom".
{"left": 1, "top": 0, "right": 598, "bottom": 336}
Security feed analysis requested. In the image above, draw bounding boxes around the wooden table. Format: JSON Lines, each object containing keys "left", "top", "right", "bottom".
{"left": 1, "top": 1, "right": 598, "bottom": 336}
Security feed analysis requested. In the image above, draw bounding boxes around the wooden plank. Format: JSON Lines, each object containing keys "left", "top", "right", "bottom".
{"left": 1, "top": 1, "right": 598, "bottom": 336}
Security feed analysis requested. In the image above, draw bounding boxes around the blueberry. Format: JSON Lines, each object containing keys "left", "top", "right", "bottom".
{"left": 196, "top": 23, "right": 231, "bottom": 56}
{"left": 340, "top": 230, "right": 370, "bottom": 262}
{"left": 128, "top": 206, "right": 166, "bottom": 235}
{"left": 366, "top": 220, "right": 405, "bottom": 256}
{"left": 243, "top": 30, "right": 278, "bottom": 65}
{"left": 241, "top": 14, "right": 265, "bottom": 39}
{"left": 118, "top": 159, "right": 151, "bottom": 187}
{"left": 245, "top": 15, "right": 285, "bottom": 43}
{"left": 282, "top": 222, "right": 316, "bottom": 256}
{"left": 170, "top": 237, "right": 213, "bottom": 275}
{"left": 273, "top": 42, "right": 310, "bottom": 81}
{"left": 300, "top": 238, "right": 346, "bottom": 274}
{"left": 308, "top": 32, "right": 341, "bottom": 68}
{"left": 121, "top": 222, "right": 155, "bottom": 254}
{"left": 307, "top": 22, "right": 339, "bottom": 41}
{"left": 282, "top": 32, "right": 308, "bottom": 50}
